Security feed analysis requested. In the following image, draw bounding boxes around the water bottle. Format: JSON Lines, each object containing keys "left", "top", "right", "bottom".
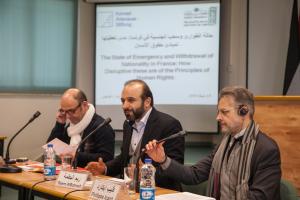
{"left": 43, "top": 144, "right": 56, "bottom": 180}
{"left": 140, "top": 158, "right": 156, "bottom": 200}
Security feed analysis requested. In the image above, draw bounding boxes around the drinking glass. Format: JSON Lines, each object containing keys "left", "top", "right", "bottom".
{"left": 124, "top": 164, "right": 137, "bottom": 195}
{"left": 61, "top": 155, "right": 72, "bottom": 171}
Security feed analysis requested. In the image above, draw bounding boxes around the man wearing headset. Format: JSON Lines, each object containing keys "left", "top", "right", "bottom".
{"left": 145, "top": 86, "right": 281, "bottom": 200}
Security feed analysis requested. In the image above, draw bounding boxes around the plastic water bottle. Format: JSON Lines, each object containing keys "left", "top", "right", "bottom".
{"left": 43, "top": 144, "right": 56, "bottom": 180}
{"left": 140, "top": 158, "right": 156, "bottom": 200}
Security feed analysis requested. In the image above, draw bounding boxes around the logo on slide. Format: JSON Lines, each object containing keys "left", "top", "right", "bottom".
{"left": 184, "top": 6, "right": 218, "bottom": 26}
{"left": 99, "top": 12, "right": 113, "bottom": 28}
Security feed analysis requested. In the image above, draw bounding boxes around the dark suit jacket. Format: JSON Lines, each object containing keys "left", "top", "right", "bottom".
{"left": 106, "top": 107, "right": 185, "bottom": 191}
{"left": 163, "top": 131, "right": 281, "bottom": 199}
{"left": 47, "top": 113, "right": 115, "bottom": 167}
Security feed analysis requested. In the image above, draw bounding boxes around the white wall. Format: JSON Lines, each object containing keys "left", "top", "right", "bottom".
{"left": 0, "top": 95, "right": 59, "bottom": 159}
{"left": 76, "top": 0, "right": 95, "bottom": 100}
{"left": 248, "top": 0, "right": 293, "bottom": 95}
{"left": 0, "top": 1, "right": 95, "bottom": 159}
{"left": 220, "top": 0, "right": 247, "bottom": 88}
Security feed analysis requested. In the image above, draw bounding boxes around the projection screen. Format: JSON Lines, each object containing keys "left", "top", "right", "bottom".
{"left": 95, "top": 1, "right": 220, "bottom": 133}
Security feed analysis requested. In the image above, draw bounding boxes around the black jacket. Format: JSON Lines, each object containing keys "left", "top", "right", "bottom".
{"left": 47, "top": 113, "right": 115, "bottom": 167}
{"left": 106, "top": 108, "right": 185, "bottom": 191}
{"left": 163, "top": 131, "right": 281, "bottom": 199}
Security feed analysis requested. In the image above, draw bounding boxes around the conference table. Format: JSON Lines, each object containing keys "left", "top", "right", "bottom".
{"left": 0, "top": 169, "right": 177, "bottom": 200}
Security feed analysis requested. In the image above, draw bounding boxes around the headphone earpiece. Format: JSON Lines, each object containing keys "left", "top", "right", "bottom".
{"left": 238, "top": 105, "right": 248, "bottom": 116}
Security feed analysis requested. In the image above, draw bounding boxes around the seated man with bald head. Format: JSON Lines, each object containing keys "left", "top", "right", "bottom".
{"left": 47, "top": 88, "right": 115, "bottom": 167}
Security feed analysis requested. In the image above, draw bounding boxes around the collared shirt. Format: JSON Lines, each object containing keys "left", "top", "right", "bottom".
{"left": 233, "top": 128, "right": 246, "bottom": 140}
{"left": 131, "top": 107, "right": 152, "bottom": 152}
{"left": 220, "top": 128, "right": 246, "bottom": 200}
{"left": 228, "top": 128, "right": 246, "bottom": 149}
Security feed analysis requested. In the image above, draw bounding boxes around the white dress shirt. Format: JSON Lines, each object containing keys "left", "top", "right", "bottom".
{"left": 131, "top": 107, "right": 152, "bottom": 152}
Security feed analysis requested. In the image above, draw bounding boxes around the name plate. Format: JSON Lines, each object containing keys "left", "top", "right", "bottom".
{"left": 89, "top": 179, "right": 122, "bottom": 200}
{"left": 56, "top": 170, "right": 88, "bottom": 190}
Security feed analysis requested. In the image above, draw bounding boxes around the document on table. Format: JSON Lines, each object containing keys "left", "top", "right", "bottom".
{"left": 156, "top": 192, "right": 215, "bottom": 200}
{"left": 43, "top": 138, "right": 77, "bottom": 155}
{"left": 18, "top": 162, "right": 44, "bottom": 173}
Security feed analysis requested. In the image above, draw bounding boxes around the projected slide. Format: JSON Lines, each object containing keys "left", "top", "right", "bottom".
{"left": 95, "top": 1, "right": 220, "bottom": 132}
{"left": 96, "top": 2, "right": 219, "bottom": 105}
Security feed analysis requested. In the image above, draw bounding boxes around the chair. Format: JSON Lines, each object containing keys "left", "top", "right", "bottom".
{"left": 280, "top": 179, "right": 298, "bottom": 200}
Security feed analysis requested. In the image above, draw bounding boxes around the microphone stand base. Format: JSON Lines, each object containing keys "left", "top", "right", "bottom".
{"left": 5, "top": 159, "right": 17, "bottom": 164}
{"left": 0, "top": 165, "right": 22, "bottom": 173}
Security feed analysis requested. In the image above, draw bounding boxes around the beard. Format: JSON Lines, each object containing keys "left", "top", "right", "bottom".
{"left": 124, "top": 104, "right": 145, "bottom": 122}
{"left": 220, "top": 126, "right": 230, "bottom": 134}
{"left": 219, "top": 122, "right": 241, "bottom": 135}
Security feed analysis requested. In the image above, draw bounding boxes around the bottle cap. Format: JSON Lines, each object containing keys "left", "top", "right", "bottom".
{"left": 47, "top": 144, "right": 53, "bottom": 148}
{"left": 144, "top": 158, "right": 152, "bottom": 164}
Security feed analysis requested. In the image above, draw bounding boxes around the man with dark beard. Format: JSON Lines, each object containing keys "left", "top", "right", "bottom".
{"left": 85, "top": 79, "right": 185, "bottom": 191}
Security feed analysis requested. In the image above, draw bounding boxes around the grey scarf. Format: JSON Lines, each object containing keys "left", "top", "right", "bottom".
{"left": 207, "top": 120, "right": 259, "bottom": 200}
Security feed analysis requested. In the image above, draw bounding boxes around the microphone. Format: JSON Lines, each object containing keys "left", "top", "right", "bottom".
{"left": 72, "top": 117, "right": 112, "bottom": 169}
{"left": 140, "top": 130, "right": 187, "bottom": 154}
{"left": 28, "top": 111, "right": 41, "bottom": 123}
{"left": 155, "top": 130, "right": 187, "bottom": 145}
{"left": 0, "top": 111, "right": 41, "bottom": 173}
{"left": 134, "top": 130, "right": 187, "bottom": 192}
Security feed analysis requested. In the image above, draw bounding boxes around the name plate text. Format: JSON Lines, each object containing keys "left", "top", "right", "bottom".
{"left": 56, "top": 170, "right": 88, "bottom": 190}
{"left": 89, "top": 179, "right": 122, "bottom": 200}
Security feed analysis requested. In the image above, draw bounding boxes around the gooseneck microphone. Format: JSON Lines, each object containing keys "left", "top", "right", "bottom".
{"left": 134, "top": 130, "right": 187, "bottom": 192}
{"left": 154, "top": 130, "right": 187, "bottom": 145}
{"left": 139, "top": 130, "right": 187, "bottom": 154}
{"left": 72, "top": 117, "right": 112, "bottom": 169}
{"left": 5, "top": 111, "right": 41, "bottom": 164}
{"left": 0, "top": 111, "right": 41, "bottom": 173}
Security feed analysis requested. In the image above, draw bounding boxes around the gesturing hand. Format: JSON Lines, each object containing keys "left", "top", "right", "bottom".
{"left": 145, "top": 140, "right": 166, "bottom": 163}
{"left": 85, "top": 157, "right": 106, "bottom": 176}
{"left": 56, "top": 111, "right": 67, "bottom": 124}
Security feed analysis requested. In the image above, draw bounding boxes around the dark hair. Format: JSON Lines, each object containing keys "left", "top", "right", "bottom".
{"left": 64, "top": 88, "right": 87, "bottom": 103}
{"left": 124, "top": 79, "right": 154, "bottom": 106}
{"left": 75, "top": 89, "right": 88, "bottom": 103}
{"left": 219, "top": 86, "right": 255, "bottom": 118}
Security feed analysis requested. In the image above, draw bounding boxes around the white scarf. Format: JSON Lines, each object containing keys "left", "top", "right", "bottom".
{"left": 67, "top": 103, "right": 95, "bottom": 146}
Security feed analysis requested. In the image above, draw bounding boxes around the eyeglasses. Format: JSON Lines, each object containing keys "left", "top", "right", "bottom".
{"left": 59, "top": 102, "right": 82, "bottom": 115}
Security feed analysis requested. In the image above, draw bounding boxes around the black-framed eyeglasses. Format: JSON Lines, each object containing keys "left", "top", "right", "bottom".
{"left": 59, "top": 102, "right": 82, "bottom": 115}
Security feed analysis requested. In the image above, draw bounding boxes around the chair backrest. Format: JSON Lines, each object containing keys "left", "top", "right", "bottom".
{"left": 280, "top": 179, "right": 298, "bottom": 200}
